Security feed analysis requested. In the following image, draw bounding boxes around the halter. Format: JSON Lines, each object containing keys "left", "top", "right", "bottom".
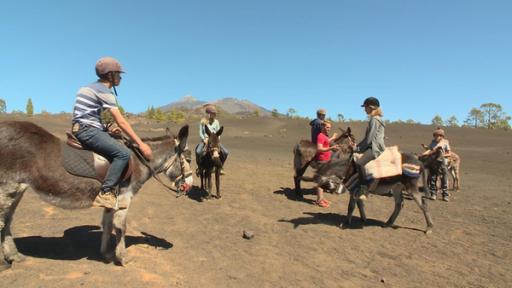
{"left": 126, "top": 137, "right": 192, "bottom": 197}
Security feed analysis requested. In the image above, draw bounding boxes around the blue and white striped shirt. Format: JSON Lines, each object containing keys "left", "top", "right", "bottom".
{"left": 72, "top": 82, "right": 117, "bottom": 129}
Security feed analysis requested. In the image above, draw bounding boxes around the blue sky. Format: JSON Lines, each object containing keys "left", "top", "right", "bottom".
{"left": 0, "top": 0, "right": 510, "bottom": 123}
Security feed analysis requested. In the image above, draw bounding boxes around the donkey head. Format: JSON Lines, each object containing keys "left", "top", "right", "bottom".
{"left": 418, "top": 144, "right": 444, "bottom": 170}
{"left": 205, "top": 125, "right": 224, "bottom": 167}
{"left": 332, "top": 127, "right": 356, "bottom": 156}
{"left": 163, "top": 125, "right": 193, "bottom": 193}
{"left": 313, "top": 159, "right": 351, "bottom": 194}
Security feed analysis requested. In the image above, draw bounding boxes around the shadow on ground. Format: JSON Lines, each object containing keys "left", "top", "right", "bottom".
{"left": 273, "top": 187, "right": 317, "bottom": 205}
{"left": 15, "top": 225, "right": 173, "bottom": 262}
{"left": 279, "top": 212, "right": 386, "bottom": 229}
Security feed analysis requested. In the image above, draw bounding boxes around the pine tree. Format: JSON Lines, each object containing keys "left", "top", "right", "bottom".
{"left": 26, "top": 98, "right": 34, "bottom": 116}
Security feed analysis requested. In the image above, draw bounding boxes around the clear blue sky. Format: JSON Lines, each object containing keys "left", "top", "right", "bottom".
{"left": 1, "top": 0, "right": 510, "bottom": 123}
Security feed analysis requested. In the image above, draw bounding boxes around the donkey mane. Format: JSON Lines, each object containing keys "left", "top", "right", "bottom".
{"left": 141, "top": 135, "right": 173, "bottom": 142}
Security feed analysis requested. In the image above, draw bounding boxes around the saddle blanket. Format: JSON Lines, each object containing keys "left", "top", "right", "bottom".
{"left": 61, "top": 143, "right": 100, "bottom": 180}
{"left": 402, "top": 163, "right": 422, "bottom": 178}
{"left": 355, "top": 146, "right": 402, "bottom": 180}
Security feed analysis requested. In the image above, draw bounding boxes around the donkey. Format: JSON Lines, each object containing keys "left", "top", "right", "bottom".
{"left": 196, "top": 125, "right": 224, "bottom": 199}
{"left": 0, "top": 121, "right": 193, "bottom": 271}
{"left": 420, "top": 144, "right": 461, "bottom": 191}
{"left": 313, "top": 150, "right": 434, "bottom": 234}
{"left": 293, "top": 128, "right": 355, "bottom": 199}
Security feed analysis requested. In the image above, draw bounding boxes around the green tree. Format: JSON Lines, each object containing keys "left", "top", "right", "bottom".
{"left": 431, "top": 114, "right": 443, "bottom": 126}
{"left": 166, "top": 109, "right": 186, "bottom": 123}
{"left": 446, "top": 115, "right": 459, "bottom": 127}
{"left": 26, "top": 98, "right": 34, "bottom": 116}
{"left": 145, "top": 106, "right": 156, "bottom": 119}
{"left": 287, "top": 108, "right": 296, "bottom": 118}
{"left": 153, "top": 108, "right": 165, "bottom": 121}
{"left": 0, "top": 98, "right": 6, "bottom": 114}
{"left": 271, "top": 108, "right": 279, "bottom": 118}
{"left": 337, "top": 113, "right": 344, "bottom": 122}
{"left": 464, "top": 108, "right": 484, "bottom": 128}
{"left": 480, "top": 103, "right": 508, "bottom": 129}
{"left": 101, "top": 105, "right": 125, "bottom": 127}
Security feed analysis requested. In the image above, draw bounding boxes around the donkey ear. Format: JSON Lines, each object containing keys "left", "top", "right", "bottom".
{"left": 177, "top": 125, "right": 189, "bottom": 151}
{"left": 346, "top": 127, "right": 351, "bottom": 134}
{"left": 166, "top": 127, "right": 171, "bottom": 136}
{"left": 205, "top": 125, "right": 212, "bottom": 137}
{"left": 216, "top": 126, "right": 224, "bottom": 137}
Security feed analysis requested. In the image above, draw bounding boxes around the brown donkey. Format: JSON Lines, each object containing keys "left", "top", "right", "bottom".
{"left": 420, "top": 144, "right": 461, "bottom": 191}
{"left": 293, "top": 127, "right": 355, "bottom": 199}
{"left": 196, "top": 125, "right": 224, "bottom": 199}
{"left": 0, "top": 121, "right": 193, "bottom": 271}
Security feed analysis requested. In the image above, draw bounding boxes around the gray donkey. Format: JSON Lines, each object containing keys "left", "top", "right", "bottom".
{"left": 313, "top": 151, "right": 433, "bottom": 234}
{"left": 0, "top": 121, "right": 193, "bottom": 271}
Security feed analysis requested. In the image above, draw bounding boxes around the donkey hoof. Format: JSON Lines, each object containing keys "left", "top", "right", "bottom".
{"left": 0, "top": 261, "right": 12, "bottom": 272}
{"left": 425, "top": 227, "right": 433, "bottom": 235}
{"left": 116, "top": 255, "right": 133, "bottom": 267}
{"left": 215, "top": 195, "right": 222, "bottom": 200}
{"left": 102, "top": 251, "right": 116, "bottom": 263}
{"left": 7, "top": 252, "right": 26, "bottom": 263}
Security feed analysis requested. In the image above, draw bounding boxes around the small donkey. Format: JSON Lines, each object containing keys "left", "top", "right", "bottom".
{"left": 196, "top": 125, "right": 225, "bottom": 199}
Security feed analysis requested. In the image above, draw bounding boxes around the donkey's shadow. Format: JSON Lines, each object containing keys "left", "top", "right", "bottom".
{"left": 15, "top": 225, "right": 173, "bottom": 262}
{"left": 279, "top": 212, "right": 386, "bottom": 229}
{"left": 273, "top": 187, "right": 317, "bottom": 205}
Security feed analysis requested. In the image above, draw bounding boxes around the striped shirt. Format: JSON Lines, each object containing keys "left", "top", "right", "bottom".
{"left": 72, "top": 82, "right": 117, "bottom": 129}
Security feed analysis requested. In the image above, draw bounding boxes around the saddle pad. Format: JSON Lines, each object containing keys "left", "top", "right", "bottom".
{"left": 61, "top": 143, "right": 98, "bottom": 180}
{"left": 361, "top": 146, "right": 402, "bottom": 180}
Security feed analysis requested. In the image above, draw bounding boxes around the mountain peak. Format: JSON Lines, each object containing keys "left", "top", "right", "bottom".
{"left": 180, "top": 95, "right": 197, "bottom": 102}
{"left": 159, "top": 96, "right": 271, "bottom": 116}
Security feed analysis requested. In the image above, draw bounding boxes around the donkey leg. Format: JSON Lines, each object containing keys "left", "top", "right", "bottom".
{"left": 294, "top": 166, "right": 308, "bottom": 199}
{"left": 2, "top": 183, "right": 28, "bottom": 263}
{"left": 113, "top": 208, "right": 130, "bottom": 266}
{"left": 384, "top": 188, "right": 404, "bottom": 227}
{"left": 100, "top": 208, "right": 114, "bottom": 261}
{"left": 411, "top": 189, "right": 434, "bottom": 234}
{"left": 356, "top": 198, "right": 367, "bottom": 223}
{"left": 215, "top": 169, "right": 221, "bottom": 199}
{"left": 206, "top": 170, "right": 213, "bottom": 199}
{"left": 0, "top": 182, "right": 26, "bottom": 271}
{"left": 342, "top": 195, "right": 358, "bottom": 227}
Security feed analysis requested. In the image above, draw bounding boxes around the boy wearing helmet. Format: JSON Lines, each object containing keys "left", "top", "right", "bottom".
{"left": 422, "top": 128, "right": 451, "bottom": 201}
{"left": 71, "top": 57, "right": 153, "bottom": 209}
{"left": 351, "top": 97, "right": 385, "bottom": 200}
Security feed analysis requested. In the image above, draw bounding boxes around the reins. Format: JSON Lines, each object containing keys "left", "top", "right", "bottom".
{"left": 124, "top": 137, "right": 188, "bottom": 198}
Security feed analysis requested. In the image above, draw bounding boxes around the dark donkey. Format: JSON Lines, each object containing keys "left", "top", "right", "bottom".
{"left": 314, "top": 150, "right": 434, "bottom": 234}
{"left": 0, "top": 121, "right": 193, "bottom": 271}
{"left": 293, "top": 127, "right": 355, "bottom": 199}
{"left": 196, "top": 125, "right": 224, "bottom": 199}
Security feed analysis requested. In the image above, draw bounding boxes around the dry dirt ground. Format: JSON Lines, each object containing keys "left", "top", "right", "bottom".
{"left": 1, "top": 115, "right": 511, "bottom": 288}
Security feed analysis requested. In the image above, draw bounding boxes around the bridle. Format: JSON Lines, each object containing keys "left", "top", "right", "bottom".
{"left": 126, "top": 137, "right": 192, "bottom": 197}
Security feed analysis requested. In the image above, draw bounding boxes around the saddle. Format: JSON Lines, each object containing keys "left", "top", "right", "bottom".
{"left": 62, "top": 132, "right": 134, "bottom": 182}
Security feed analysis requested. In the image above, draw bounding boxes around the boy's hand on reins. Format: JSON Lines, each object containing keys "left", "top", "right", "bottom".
{"left": 139, "top": 142, "right": 153, "bottom": 160}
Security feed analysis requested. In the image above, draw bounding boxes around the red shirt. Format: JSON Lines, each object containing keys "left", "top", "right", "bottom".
{"left": 315, "top": 132, "right": 331, "bottom": 162}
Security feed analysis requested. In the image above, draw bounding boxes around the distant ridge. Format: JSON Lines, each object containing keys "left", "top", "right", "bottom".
{"left": 159, "top": 95, "right": 207, "bottom": 111}
{"left": 159, "top": 95, "right": 272, "bottom": 116}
